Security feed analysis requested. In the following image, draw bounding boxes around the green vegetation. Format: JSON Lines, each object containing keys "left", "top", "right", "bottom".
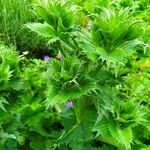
{"left": 0, "top": 0, "right": 149, "bottom": 149}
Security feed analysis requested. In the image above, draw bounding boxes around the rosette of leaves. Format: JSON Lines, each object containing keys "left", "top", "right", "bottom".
{"left": 45, "top": 56, "right": 97, "bottom": 109}
{"left": 26, "top": 0, "right": 77, "bottom": 55}
{"left": 93, "top": 87, "right": 148, "bottom": 150}
{"left": 90, "top": 8, "right": 144, "bottom": 69}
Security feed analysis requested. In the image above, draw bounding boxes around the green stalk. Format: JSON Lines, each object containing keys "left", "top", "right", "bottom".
{"left": 73, "top": 100, "right": 83, "bottom": 124}
{"left": 58, "top": 40, "right": 66, "bottom": 58}
{"left": 54, "top": 104, "right": 61, "bottom": 113}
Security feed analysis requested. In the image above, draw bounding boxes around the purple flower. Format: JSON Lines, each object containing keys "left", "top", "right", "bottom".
{"left": 44, "top": 55, "right": 50, "bottom": 62}
{"left": 66, "top": 101, "right": 73, "bottom": 108}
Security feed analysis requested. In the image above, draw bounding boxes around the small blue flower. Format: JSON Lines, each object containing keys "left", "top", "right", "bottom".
{"left": 44, "top": 55, "right": 50, "bottom": 62}
{"left": 66, "top": 101, "right": 73, "bottom": 108}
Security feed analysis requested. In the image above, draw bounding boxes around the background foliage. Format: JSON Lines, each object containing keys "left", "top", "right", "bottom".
{"left": 0, "top": 0, "right": 150, "bottom": 150}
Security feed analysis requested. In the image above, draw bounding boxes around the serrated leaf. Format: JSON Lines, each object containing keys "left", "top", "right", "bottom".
{"left": 122, "top": 39, "right": 143, "bottom": 51}
{"left": 59, "top": 123, "right": 93, "bottom": 145}
{"left": 0, "top": 133, "right": 16, "bottom": 140}
{"left": 10, "top": 80, "right": 24, "bottom": 91}
{"left": 25, "top": 22, "right": 56, "bottom": 38}
{"left": 45, "top": 80, "right": 97, "bottom": 109}
{"left": 109, "top": 123, "right": 133, "bottom": 149}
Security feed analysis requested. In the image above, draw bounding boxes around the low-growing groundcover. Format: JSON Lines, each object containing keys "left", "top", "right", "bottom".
{"left": 0, "top": 0, "right": 150, "bottom": 150}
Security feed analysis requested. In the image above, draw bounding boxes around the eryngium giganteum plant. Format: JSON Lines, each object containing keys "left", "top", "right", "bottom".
{"left": 25, "top": 1, "right": 150, "bottom": 149}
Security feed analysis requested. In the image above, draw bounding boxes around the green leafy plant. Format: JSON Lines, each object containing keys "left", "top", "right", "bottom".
{"left": 26, "top": 0, "right": 78, "bottom": 57}
{"left": 45, "top": 56, "right": 97, "bottom": 109}
{"left": 91, "top": 8, "right": 144, "bottom": 68}
{"left": 0, "top": 0, "right": 149, "bottom": 150}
